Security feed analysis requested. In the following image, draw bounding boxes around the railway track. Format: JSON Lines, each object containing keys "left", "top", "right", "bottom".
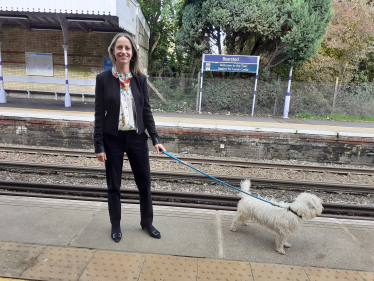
{"left": 1, "top": 161, "right": 374, "bottom": 194}
{"left": 1, "top": 145, "right": 374, "bottom": 175}
{"left": 0, "top": 180, "right": 373, "bottom": 220}
{"left": 1, "top": 147, "right": 373, "bottom": 220}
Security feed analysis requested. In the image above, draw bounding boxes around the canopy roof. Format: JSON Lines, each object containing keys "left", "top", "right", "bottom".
{"left": 0, "top": 0, "right": 150, "bottom": 37}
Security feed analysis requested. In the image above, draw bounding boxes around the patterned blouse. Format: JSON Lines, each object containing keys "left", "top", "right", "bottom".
{"left": 111, "top": 67, "right": 137, "bottom": 131}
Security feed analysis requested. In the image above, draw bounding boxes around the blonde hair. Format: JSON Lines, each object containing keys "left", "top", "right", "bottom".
{"left": 108, "top": 32, "right": 143, "bottom": 77}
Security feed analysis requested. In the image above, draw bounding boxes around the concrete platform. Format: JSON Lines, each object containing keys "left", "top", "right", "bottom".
{"left": 0, "top": 195, "right": 373, "bottom": 281}
{"left": 1, "top": 97, "right": 374, "bottom": 280}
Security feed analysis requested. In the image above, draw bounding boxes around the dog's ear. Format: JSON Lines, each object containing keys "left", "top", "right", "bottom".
{"left": 308, "top": 201, "right": 317, "bottom": 209}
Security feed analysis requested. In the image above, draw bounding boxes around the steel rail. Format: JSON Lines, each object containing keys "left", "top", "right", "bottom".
{"left": 0, "top": 180, "right": 238, "bottom": 205}
{"left": 1, "top": 161, "right": 374, "bottom": 194}
{"left": 1, "top": 146, "right": 373, "bottom": 175}
{"left": 0, "top": 181, "right": 373, "bottom": 219}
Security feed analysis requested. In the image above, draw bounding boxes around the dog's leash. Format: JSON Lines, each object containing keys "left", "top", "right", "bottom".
{"left": 161, "top": 151, "right": 282, "bottom": 208}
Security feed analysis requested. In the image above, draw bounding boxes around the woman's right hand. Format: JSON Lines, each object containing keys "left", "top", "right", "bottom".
{"left": 96, "top": 152, "right": 106, "bottom": 163}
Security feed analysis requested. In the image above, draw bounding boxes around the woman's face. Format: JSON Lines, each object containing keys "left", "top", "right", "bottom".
{"left": 113, "top": 36, "right": 133, "bottom": 66}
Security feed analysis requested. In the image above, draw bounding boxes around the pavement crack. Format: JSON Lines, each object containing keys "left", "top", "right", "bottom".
{"left": 216, "top": 211, "right": 224, "bottom": 259}
{"left": 67, "top": 204, "right": 102, "bottom": 246}
{"left": 341, "top": 224, "right": 374, "bottom": 263}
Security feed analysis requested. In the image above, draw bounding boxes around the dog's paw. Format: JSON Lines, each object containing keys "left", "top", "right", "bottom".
{"left": 284, "top": 242, "right": 291, "bottom": 248}
{"left": 276, "top": 248, "right": 285, "bottom": 255}
{"left": 230, "top": 222, "right": 237, "bottom": 232}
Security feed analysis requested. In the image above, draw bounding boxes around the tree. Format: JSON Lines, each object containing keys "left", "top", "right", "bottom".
{"left": 357, "top": 52, "right": 374, "bottom": 82}
{"left": 138, "top": 0, "right": 183, "bottom": 76}
{"left": 176, "top": 0, "right": 333, "bottom": 69}
{"left": 294, "top": 0, "right": 374, "bottom": 82}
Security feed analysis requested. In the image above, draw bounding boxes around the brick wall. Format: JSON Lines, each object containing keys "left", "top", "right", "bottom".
{"left": 1, "top": 116, "right": 373, "bottom": 166}
{"left": 157, "top": 127, "right": 374, "bottom": 165}
{"left": 0, "top": 26, "right": 149, "bottom": 93}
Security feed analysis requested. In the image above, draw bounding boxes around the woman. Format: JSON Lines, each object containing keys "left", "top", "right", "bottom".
{"left": 94, "top": 32, "right": 166, "bottom": 242}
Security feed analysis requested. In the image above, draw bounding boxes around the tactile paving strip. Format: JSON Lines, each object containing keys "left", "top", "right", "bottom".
{"left": 79, "top": 250, "right": 145, "bottom": 281}
{"left": 139, "top": 254, "right": 197, "bottom": 281}
{"left": 197, "top": 258, "right": 253, "bottom": 281}
{"left": 251, "top": 262, "right": 309, "bottom": 281}
{"left": 304, "top": 267, "right": 364, "bottom": 281}
{"left": 19, "top": 246, "right": 94, "bottom": 281}
{"left": 0, "top": 242, "right": 46, "bottom": 278}
{"left": 359, "top": 272, "right": 374, "bottom": 281}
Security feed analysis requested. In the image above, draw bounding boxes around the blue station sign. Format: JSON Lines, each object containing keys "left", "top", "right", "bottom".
{"left": 199, "top": 54, "right": 261, "bottom": 116}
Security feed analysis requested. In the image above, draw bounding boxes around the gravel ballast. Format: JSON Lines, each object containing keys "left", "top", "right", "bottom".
{"left": 0, "top": 148, "right": 373, "bottom": 206}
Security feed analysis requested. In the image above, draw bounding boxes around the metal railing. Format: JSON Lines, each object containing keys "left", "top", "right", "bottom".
{"left": 147, "top": 77, "right": 374, "bottom": 117}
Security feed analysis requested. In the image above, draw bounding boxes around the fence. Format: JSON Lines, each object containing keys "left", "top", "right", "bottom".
{"left": 147, "top": 77, "right": 374, "bottom": 117}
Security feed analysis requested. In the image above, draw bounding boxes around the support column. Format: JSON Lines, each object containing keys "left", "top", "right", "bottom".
{"left": 62, "top": 44, "right": 71, "bottom": 107}
{"left": 0, "top": 42, "right": 6, "bottom": 103}
{"left": 283, "top": 65, "right": 293, "bottom": 118}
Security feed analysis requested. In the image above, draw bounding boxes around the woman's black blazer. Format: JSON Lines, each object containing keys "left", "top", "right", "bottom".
{"left": 94, "top": 69, "right": 160, "bottom": 154}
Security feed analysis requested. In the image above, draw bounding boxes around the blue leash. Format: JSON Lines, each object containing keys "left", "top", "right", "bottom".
{"left": 161, "top": 151, "right": 280, "bottom": 207}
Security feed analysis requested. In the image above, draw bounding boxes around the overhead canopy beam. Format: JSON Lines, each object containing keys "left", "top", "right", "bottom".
{"left": 56, "top": 15, "right": 68, "bottom": 45}
{"left": 15, "top": 19, "right": 30, "bottom": 29}
{"left": 40, "top": 17, "right": 52, "bottom": 24}
{"left": 0, "top": 14, "right": 28, "bottom": 20}
{"left": 76, "top": 22, "right": 89, "bottom": 32}
{"left": 66, "top": 17, "right": 105, "bottom": 23}
{"left": 107, "top": 19, "right": 115, "bottom": 27}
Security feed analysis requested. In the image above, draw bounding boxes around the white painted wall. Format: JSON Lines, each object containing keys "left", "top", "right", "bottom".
{"left": 116, "top": 0, "right": 137, "bottom": 35}
{"left": 137, "top": 2, "right": 150, "bottom": 38}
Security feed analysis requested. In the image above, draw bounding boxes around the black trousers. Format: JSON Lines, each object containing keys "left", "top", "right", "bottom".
{"left": 104, "top": 131, "right": 153, "bottom": 228}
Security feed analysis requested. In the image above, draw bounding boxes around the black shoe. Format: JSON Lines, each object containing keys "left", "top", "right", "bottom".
{"left": 111, "top": 232, "right": 122, "bottom": 243}
{"left": 142, "top": 225, "right": 161, "bottom": 239}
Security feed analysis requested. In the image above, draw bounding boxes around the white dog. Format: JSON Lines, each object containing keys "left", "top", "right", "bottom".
{"left": 230, "top": 180, "right": 323, "bottom": 255}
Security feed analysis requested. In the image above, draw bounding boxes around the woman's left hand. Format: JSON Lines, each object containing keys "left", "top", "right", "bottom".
{"left": 155, "top": 144, "right": 166, "bottom": 154}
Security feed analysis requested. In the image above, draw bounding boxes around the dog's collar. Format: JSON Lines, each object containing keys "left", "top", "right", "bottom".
{"left": 287, "top": 207, "right": 302, "bottom": 219}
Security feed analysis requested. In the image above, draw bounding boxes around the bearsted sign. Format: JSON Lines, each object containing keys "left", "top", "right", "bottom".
{"left": 199, "top": 54, "right": 260, "bottom": 116}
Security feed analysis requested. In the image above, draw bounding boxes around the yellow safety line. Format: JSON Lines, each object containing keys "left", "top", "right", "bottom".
{"left": 0, "top": 277, "right": 27, "bottom": 281}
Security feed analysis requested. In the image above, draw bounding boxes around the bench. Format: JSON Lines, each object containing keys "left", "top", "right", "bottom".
{"left": 4, "top": 88, "right": 95, "bottom": 102}
{"left": 3, "top": 75, "right": 96, "bottom": 103}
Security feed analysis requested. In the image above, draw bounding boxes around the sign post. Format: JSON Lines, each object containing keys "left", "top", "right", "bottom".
{"left": 282, "top": 65, "right": 293, "bottom": 118}
{"left": 199, "top": 54, "right": 260, "bottom": 115}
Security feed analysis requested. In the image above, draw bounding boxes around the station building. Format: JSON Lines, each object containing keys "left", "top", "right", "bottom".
{"left": 0, "top": 0, "right": 150, "bottom": 106}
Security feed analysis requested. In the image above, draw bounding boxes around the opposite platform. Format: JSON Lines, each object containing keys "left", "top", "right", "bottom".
{"left": 1, "top": 96, "right": 374, "bottom": 138}
{"left": 0, "top": 195, "right": 373, "bottom": 281}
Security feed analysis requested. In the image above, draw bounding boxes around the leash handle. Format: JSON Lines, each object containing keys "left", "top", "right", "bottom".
{"left": 161, "top": 151, "right": 280, "bottom": 207}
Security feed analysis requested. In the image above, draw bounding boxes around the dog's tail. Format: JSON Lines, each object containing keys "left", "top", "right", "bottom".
{"left": 240, "top": 179, "right": 251, "bottom": 197}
